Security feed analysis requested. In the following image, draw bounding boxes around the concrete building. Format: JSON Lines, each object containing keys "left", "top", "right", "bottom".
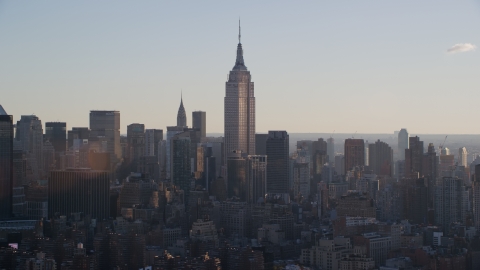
{"left": 189, "top": 219, "right": 219, "bottom": 249}
{"left": 335, "top": 154, "right": 345, "bottom": 176}
{"left": 423, "top": 143, "right": 438, "bottom": 207}
{"left": 368, "top": 140, "right": 393, "bottom": 176}
{"left": 0, "top": 105, "right": 13, "bottom": 218}
{"left": 192, "top": 111, "right": 206, "bottom": 138}
{"left": 89, "top": 110, "right": 121, "bottom": 161}
{"left": 327, "top": 137, "right": 335, "bottom": 165}
{"left": 344, "top": 139, "right": 365, "bottom": 172}
{"left": 266, "top": 131, "right": 289, "bottom": 194}
{"left": 16, "top": 115, "right": 44, "bottom": 179}
{"left": 404, "top": 136, "right": 423, "bottom": 178}
{"left": 474, "top": 164, "right": 480, "bottom": 234}
{"left": 293, "top": 162, "right": 310, "bottom": 199}
{"left": 224, "top": 28, "right": 255, "bottom": 161}
{"left": 48, "top": 168, "right": 110, "bottom": 220}
{"left": 435, "top": 177, "right": 465, "bottom": 233}
{"left": 459, "top": 147, "right": 468, "bottom": 167}
{"left": 336, "top": 191, "right": 376, "bottom": 218}
{"left": 300, "top": 236, "right": 353, "bottom": 270}
{"left": 398, "top": 128, "right": 408, "bottom": 161}
{"left": 353, "top": 232, "right": 392, "bottom": 267}
{"left": 144, "top": 129, "right": 163, "bottom": 158}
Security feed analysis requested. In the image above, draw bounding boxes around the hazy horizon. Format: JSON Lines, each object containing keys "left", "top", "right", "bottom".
{"left": 2, "top": 1, "right": 480, "bottom": 134}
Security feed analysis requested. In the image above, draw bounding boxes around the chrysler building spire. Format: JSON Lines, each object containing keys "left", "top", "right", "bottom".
{"left": 176, "top": 93, "right": 187, "bottom": 127}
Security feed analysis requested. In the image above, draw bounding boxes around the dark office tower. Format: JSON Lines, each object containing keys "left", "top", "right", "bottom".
{"left": 255, "top": 134, "right": 268, "bottom": 156}
{"left": 171, "top": 132, "right": 191, "bottom": 203}
{"left": 344, "top": 139, "right": 365, "bottom": 171}
{"left": 44, "top": 122, "right": 66, "bottom": 153}
{"left": 16, "top": 115, "right": 44, "bottom": 179}
{"left": 48, "top": 168, "right": 110, "bottom": 220}
{"left": 89, "top": 110, "right": 121, "bottom": 160}
{"left": 177, "top": 96, "right": 187, "bottom": 127}
{"left": 192, "top": 111, "right": 206, "bottom": 138}
{"left": 266, "top": 131, "right": 289, "bottom": 194}
{"left": 126, "top": 123, "right": 145, "bottom": 167}
{"left": 312, "top": 138, "right": 328, "bottom": 180}
{"left": 368, "top": 140, "right": 393, "bottom": 176}
{"left": 248, "top": 155, "right": 267, "bottom": 203}
{"left": 224, "top": 24, "right": 255, "bottom": 161}
{"left": 0, "top": 105, "right": 13, "bottom": 218}
{"left": 327, "top": 137, "right": 335, "bottom": 164}
{"left": 404, "top": 136, "right": 424, "bottom": 178}
{"left": 67, "top": 127, "right": 90, "bottom": 149}
{"left": 473, "top": 165, "right": 480, "bottom": 234}
{"left": 423, "top": 143, "right": 438, "bottom": 207}
{"left": 227, "top": 150, "right": 248, "bottom": 200}
{"left": 401, "top": 178, "right": 428, "bottom": 224}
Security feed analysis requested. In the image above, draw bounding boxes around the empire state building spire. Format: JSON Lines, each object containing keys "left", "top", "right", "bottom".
{"left": 177, "top": 93, "right": 187, "bottom": 127}
{"left": 233, "top": 19, "right": 247, "bottom": 70}
{"left": 224, "top": 22, "right": 255, "bottom": 160}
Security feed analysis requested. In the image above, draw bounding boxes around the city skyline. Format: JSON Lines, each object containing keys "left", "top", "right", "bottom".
{"left": 2, "top": 1, "right": 480, "bottom": 134}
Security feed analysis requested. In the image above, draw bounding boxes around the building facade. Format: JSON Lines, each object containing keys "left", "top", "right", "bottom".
{"left": 192, "top": 111, "right": 206, "bottom": 138}
{"left": 0, "top": 106, "right": 13, "bottom": 218}
{"left": 344, "top": 139, "right": 365, "bottom": 172}
{"left": 266, "top": 131, "right": 289, "bottom": 194}
{"left": 48, "top": 168, "right": 110, "bottom": 220}
{"left": 224, "top": 31, "right": 255, "bottom": 160}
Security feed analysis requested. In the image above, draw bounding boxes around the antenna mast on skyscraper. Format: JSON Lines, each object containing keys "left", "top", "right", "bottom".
{"left": 238, "top": 18, "right": 241, "bottom": 43}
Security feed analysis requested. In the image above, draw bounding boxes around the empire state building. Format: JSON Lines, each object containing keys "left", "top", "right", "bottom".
{"left": 224, "top": 24, "right": 255, "bottom": 158}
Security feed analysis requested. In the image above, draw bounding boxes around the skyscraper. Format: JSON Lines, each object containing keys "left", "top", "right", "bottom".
{"left": 126, "top": 123, "right": 145, "bottom": 166}
{"left": 435, "top": 177, "right": 465, "bottom": 233}
{"left": 145, "top": 129, "right": 163, "bottom": 158}
{"left": 177, "top": 96, "right": 187, "bottom": 127}
{"left": 16, "top": 115, "right": 44, "bottom": 179}
{"left": 192, "top": 111, "right": 206, "bottom": 138}
{"left": 423, "top": 143, "right": 438, "bottom": 207}
{"left": 459, "top": 147, "right": 468, "bottom": 167}
{"left": 255, "top": 134, "right": 268, "bottom": 156}
{"left": 44, "top": 122, "right": 66, "bottom": 153}
{"left": 473, "top": 164, "right": 480, "bottom": 234}
{"left": 224, "top": 24, "right": 255, "bottom": 160}
{"left": 327, "top": 137, "right": 335, "bottom": 165}
{"left": 266, "top": 131, "right": 289, "bottom": 194}
{"left": 398, "top": 129, "right": 408, "bottom": 160}
{"left": 344, "top": 139, "right": 365, "bottom": 171}
{"left": 248, "top": 155, "right": 267, "bottom": 204}
{"left": 404, "top": 136, "right": 423, "bottom": 178}
{"left": 89, "top": 110, "right": 121, "bottom": 161}
{"left": 368, "top": 140, "right": 393, "bottom": 176}
{"left": 0, "top": 105, "right": 13, "bottom": 218}
{"left": 171, "top": 131, "right": 192, "bottom": 203}
{"left": 227, "top": 150, "right": 247, "bottom": 200}
{"left": 48, "top": 168, "right": 110, "bottom": 220}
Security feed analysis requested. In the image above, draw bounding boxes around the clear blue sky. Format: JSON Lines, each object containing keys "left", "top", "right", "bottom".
{"left": 1, "top": 1, "right": 479, "bottom": 134}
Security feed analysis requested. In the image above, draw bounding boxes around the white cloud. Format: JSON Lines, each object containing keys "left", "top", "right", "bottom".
{"left": 447, "top": 43, "right": 476, "bottom": 54}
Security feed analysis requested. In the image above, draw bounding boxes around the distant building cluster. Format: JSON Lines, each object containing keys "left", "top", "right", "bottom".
{"left": 1, "top": 30, "right": 480, "bottom": 270}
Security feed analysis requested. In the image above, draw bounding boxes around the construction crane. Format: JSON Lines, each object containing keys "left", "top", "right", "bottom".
{"left": 352, "top": 131, "right": 357, "bottom": 139}
{"left": 330, "top": 130, "right": 335, "bottom": 138}
{"left": 439, "top": 135, "right": 448, "bottom": 154}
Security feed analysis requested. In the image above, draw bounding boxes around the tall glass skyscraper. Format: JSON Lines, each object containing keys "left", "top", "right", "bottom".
{"left": 0, "top": 105, "right": 13, "bottom": 218}
{"left": 224, "top": 25, "right": 255, "bottom": 160}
